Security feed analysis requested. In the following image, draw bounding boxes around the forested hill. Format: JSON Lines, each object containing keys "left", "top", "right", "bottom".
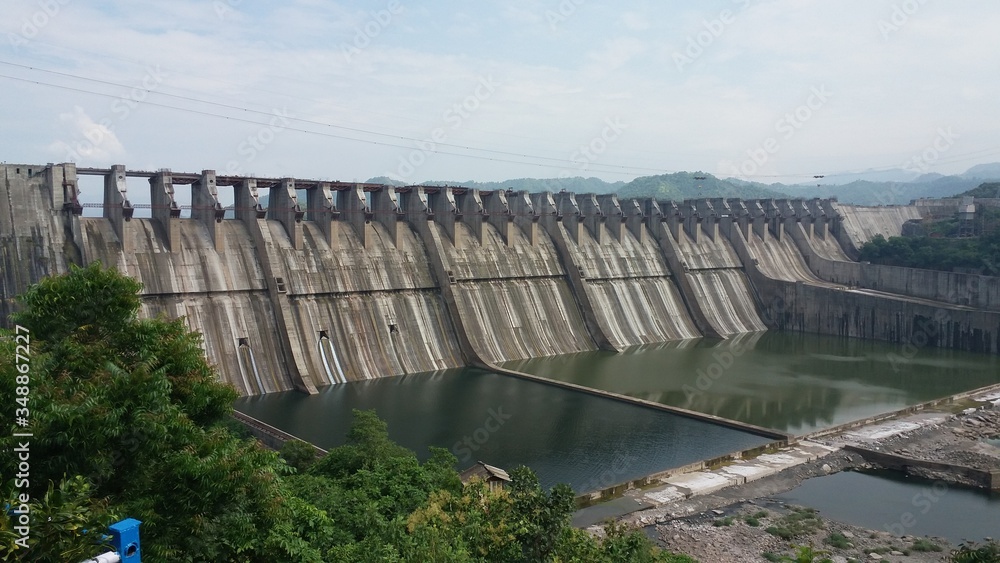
{"left": 957, "top": 182, "right": 1000, "bottom": 198}
{"left": 368, "top": 173, "right": 784, "bottom": 200}
{"left": 367, "top": 162, "right": 1000, "bottom": 204}
{"left": 367, "top": 176, "right": 625, "bottom": 194}
{"left": 617, "top": 172, "right": 786, "bottom": 200}
{"left": 777, "top": 177, "right": 987, "bottom": 205}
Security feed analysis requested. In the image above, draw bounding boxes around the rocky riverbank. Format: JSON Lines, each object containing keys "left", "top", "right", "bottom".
{"left": 618, "top": 402, "right": 1000, "bottom": 562}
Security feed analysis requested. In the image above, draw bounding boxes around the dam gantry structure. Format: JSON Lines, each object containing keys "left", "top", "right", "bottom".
{"left": 2, "top": 163, "right": 999, "bottom": 397}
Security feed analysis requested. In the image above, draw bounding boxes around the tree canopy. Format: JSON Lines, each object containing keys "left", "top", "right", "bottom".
{"left": 2, "top": 263, "right": 694, "bottom": 562}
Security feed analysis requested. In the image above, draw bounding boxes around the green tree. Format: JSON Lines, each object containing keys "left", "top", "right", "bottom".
{"left": 0, "top": 476, "right": 115, "bottom": 561}
{"left": 951, "top": 539, "right": 1000, "bottom": 563}
{"left": 1, "top": 264, "right": 324, "bottom": 561}
{"left": 280, "top": 439, "right": 321, "bottom": 472}
{"left": 2, "top": 264, "right": 695, "bottom": 562}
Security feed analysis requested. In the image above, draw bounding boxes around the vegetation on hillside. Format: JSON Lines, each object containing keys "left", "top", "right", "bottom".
{"left": 618, "top": 172, "right": 785, "bottom": 200}
{"left": 370, "top": 166, "right": 1000, "bottom": 205}
{"left": 957, "top": 182, "right": 1000, "bottom": 199}
{"left": 367, "top": 175, "right": 626, "bottom": 194}
{"left": 1, "top": 263, "right": 692, "bottom": 562}
{"left": 428, "top": 176, "right": 626, "bottom": 194}
{"left": 858, "top": 206, "right": 1000, "bottom": 275}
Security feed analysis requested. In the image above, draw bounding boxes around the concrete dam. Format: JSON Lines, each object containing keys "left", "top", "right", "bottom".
{"left": 3, "top": 163, "right": 999, "bottom": 397}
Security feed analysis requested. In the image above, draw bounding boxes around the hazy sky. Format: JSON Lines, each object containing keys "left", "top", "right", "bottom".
{"left": 2, "top": 0, "right": 999, "bottom": 187}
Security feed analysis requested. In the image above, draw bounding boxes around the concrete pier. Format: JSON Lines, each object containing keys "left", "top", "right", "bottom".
{"left": 150, "top": 171, "right": 180, "bottom": 251}
{"left": 2, "top": 162, "right": 998, "bottom": 396}
{"left": 103, "top": 164, "right": 133, "bottom": 254}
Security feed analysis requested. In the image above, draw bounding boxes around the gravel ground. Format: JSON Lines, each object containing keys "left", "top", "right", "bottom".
{"left": 871, "top": 408, "right": 1000, "bottom": 487}
{"left": 625, "top": 405, "right": 1000, "bottom": 563}
{"left": 656, "top": 501, "right": 955, "bottom": 563}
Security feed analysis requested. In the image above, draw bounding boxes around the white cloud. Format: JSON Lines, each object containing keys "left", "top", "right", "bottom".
{"left": 620, "top": 12, "right": 650, "bottom": 31}
{"left": 1, "top": 1, "right": 998, "bottom": 182}
{"left": 48, "top": 106, "right": 126, "bottom": 165}
{"left": 585, "top": 37, "right": 646, "bottom": 72}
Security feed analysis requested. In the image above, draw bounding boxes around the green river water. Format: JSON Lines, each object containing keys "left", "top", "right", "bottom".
{"left": 236, "top": 332, "right": 1000, "bottom": 492}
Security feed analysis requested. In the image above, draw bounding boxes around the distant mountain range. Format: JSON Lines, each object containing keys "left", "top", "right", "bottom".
{"left": 364, "top": 163, "right": 1000, "bottom": 205}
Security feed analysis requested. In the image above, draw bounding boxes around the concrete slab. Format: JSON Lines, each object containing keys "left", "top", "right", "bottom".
{"left": 643, "top": 487, "right": 686, "bottom": 504}
{"left": 798, "top": 440, "right": 839, "bottom": 453}
{"left": 795, "top": 441, "right": 839, "bottom": 459}
{"left": 842, "top": 420, "right": 925, "bottom": 441}
{"left": 572, "top": 496, "right": 655, "bottom": 528}
{"left": 574, "top": 441, "right": 846, "bottom": 526}
{"left": 975, "top": 390, "right": 1000, "bottom": 402}
{"left": 755, "top": 452, "right": 805, "bottom": 468}
{"left": 720, "top": 463, "right": 775, "bottom": 483}
{"left": 663, "top": 472, "right": 738, "bottom": 496}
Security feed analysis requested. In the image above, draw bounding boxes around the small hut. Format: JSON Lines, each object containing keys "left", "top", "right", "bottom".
{"left": 459, "top": 461, "right": 511, "bottom": 492}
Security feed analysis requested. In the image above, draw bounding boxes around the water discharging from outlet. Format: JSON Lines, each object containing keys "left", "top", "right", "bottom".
{"left": 237, "top": 341, "right": 265, "bottom": 395}
{"left": 319, "top": 335, "right": 347, "bottom": 384}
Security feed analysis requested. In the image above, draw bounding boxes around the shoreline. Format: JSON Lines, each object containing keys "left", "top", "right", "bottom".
{"left": 593, "top": 398, "right": 1000, "bottom": 562}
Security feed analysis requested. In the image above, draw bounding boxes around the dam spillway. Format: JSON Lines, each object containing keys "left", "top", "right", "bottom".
{"left": 3, "top": 163, "right": 1000, "bottom": 397}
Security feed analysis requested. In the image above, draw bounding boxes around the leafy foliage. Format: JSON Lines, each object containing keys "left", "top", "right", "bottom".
{"left": 280, "top": 439, "right": 321, "bottom": 472}
{"left": 1, "top": 264, "right": 324, "bottom": 561}
{"left": 618, "top": 172, "right": 785, "bottom": 200}
{"left": 859, "top": 229, "right": 1000, "bottom": 276}
{"left": 956, "top": 182, "right": 1000, "bottom": 199}
{"left": 951, "top": 539, "right": 1000, "bottom": 563}
{"left": 778, "top": 544, "right": 833, "bottom": 563}
{"left": 1, "top": 264, "right": 694, "bottom": 561}
{"left": 0, "top": 476, "right": 115, "bottom": 562}
{"left": 765, "top": 507, "right": 824, "bottom": 540}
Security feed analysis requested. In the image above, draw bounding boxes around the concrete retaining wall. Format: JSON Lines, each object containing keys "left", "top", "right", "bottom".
{"left": 574, "top": 441, "right": 784, "bottom": 506}
{"left": 789, "top": 220, "right": 1000, "bottom": 312}
{"left": 844, "top": 444, "right": 1000, "bottom": 490}
{"left": 729, "top": 227, "right": 1000, "bottom": 355}
{"left": 232, "top": 411, "right": 327, "bottom": 455}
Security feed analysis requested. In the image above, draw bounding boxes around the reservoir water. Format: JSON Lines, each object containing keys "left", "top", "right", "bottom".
{"left": 235, "top": 331, "right": 999, "bottom": 492}
{"left": 773, "top": 469, "right": 1000, "bottom": 544}
{"left": 234, "top": 368, "right": 771, "bottom": 492}
{"left": 501, "top": 332, "right": 1000, "bottom": 435}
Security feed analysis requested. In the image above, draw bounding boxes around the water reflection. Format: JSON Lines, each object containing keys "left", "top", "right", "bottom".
{"left": 502, "top": 332, "right": 1000, "bottom": 435}
{"left": 235, "top": 368, "right": 770, "bottom": 492}
{"left": 774, "top": 469, "right": 1000, "bottom": 544}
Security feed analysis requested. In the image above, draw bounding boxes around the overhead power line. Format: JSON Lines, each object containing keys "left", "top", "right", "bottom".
{"left": 0, "top": 61, "right": 675, "bottom": 176}
{"left": 4, "top": 60, "right": 1000, "bottom": 182}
